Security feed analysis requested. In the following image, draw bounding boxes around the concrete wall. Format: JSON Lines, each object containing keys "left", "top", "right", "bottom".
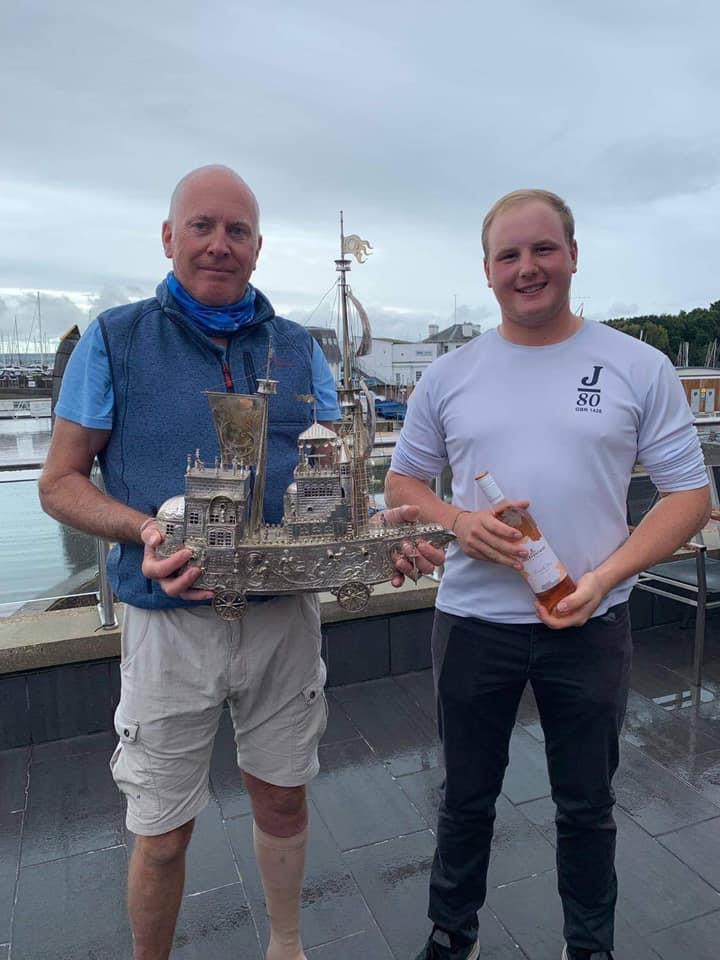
{"left": 0, "top": 584, "right": 688, "bottom": 749}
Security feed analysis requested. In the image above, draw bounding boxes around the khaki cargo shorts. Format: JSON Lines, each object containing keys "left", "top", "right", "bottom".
{"left": 110, "top": 594, "right": 327, "bottom": 836}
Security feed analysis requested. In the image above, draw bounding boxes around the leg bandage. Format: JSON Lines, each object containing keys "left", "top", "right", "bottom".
{"left": 253, "top": 822, "right": 308, "bottom": 960}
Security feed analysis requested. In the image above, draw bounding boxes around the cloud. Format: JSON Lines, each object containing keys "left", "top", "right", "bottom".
{"left": 287, "top": 299, "right": 492, "bottom": 343}
{"left": 0, "top": 291, "right": 89, "bottom": 348}
{"left": 606, "top": 301, "right": 640, "bottom": 320}
{"left": 88, "top": 284, "right": 155, "bottom": 321}
{"left": 1, "top": 0, "right": 719, "bottom": 327}
{"left": 590, "top": 138, "right": 720, "bottom": 206}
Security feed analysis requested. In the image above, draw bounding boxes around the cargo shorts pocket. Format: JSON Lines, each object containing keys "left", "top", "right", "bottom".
{"left": 291, "top": 673, "right": 328, "bottom": 775}
{"left": 110, "top": 711, "right": 161, "bottom": 821}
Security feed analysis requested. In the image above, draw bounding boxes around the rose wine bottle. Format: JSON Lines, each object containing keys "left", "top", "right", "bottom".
{"left": 475, "top": 471, "right": 575, "bottom": 614}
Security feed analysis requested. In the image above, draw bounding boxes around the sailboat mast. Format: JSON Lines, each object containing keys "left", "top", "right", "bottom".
{"left": 36, "top": 292, "right": 44, "bottom": 368}
{"left": 13, "top": 316, "right": 20, "bottom": 366}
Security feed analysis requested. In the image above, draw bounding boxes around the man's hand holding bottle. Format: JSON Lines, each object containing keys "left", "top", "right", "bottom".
{"left": 449, "top": 471, "right": 608, "bottom": 628}
{"left": 451, "top": 503, "right": 531, "bottom": 569}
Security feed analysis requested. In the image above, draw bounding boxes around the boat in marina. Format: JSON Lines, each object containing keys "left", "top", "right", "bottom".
{"left": 0, "top": 357, "right": 54, "bottom": 415}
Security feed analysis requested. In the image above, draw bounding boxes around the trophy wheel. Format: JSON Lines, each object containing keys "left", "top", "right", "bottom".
{"left": 212, "top": 589, "right": 248, "bottom": 621}
{"left": 336, "top": 580, "right": 371, "bottom": 613}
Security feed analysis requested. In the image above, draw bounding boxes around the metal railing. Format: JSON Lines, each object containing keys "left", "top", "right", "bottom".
{"left": 90, "top": 464, "right": 118, "bottom": 628}
{"left": 0, "top": 465, "right": 117, "bottom": 628}
{"left": 95, "top": 537, "right": 118, "bottom": 628}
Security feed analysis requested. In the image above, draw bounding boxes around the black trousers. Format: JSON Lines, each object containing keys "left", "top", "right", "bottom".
{"left": 429, "top": 604, "right": 632, "bottom": 954}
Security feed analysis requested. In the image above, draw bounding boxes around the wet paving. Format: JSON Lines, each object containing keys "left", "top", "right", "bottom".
{"left": 4, "top": 620, "right": 720, "bottom": 958}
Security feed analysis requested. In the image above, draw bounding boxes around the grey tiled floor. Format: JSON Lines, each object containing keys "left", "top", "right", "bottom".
{"left": 4, "top": 621, "right": 720, "bottom": 958}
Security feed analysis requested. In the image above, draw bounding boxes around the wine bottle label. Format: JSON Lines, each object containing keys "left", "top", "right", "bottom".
{"left": 518, "top": 535, "right": 568, "bottom": 594}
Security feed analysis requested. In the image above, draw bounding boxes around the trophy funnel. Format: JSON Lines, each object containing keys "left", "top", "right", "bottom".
{"left": 206, "top": 391, "right": 265, "bottom": 466}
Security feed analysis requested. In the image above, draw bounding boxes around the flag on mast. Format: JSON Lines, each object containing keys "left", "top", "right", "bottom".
{"left": 342, "top": 234, "right": 373, "bottom": 263}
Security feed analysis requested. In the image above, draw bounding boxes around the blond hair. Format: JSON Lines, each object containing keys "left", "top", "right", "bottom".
{"left": 481, "top": 189, "right": 574, "bottom": 258}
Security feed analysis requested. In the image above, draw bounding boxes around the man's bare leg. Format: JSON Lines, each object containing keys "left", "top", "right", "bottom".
{"left": 244, "top": 772, "right": 308, "bottom": 960}
{"left": 127, "top": 820, "right": 195, "bottom": 960}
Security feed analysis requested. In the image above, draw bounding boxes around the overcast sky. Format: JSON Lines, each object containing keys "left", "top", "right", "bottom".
{"left": 1, "top": 0, "right": 719, "bottom": 346}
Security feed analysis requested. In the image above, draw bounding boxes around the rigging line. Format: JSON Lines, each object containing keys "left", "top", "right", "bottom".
{"left": 329, "top": 288, "right": 339, "bottom": 339}
{"left": 23, "top": 311, "right": 37, "bottom": 354}
{"left": 304, "top": 281, "right": 339, "bottom": 326}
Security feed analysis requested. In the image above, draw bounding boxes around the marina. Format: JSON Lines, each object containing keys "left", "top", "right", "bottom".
{"left": 0, "top": 354, "right": 54, "bottom": 419}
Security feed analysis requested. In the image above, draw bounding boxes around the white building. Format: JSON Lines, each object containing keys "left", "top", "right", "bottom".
{"left": 354, "top": 323, "right": 482, "bottom": 389}
{"left": 424, "top": 322, "right": 483, "bottom": 354}
{"left": 311, "top": 322, "right": 482, "bottom": 395}
{"left": 353, "top": 337, "right": 438, "bottom": 388}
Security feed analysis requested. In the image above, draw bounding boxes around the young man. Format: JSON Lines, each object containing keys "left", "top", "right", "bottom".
{"left": 39, "top": 164, "right": 429, "bottom": 960}
{"left": 386, "top": 189, "right": 710, "bottom": 960}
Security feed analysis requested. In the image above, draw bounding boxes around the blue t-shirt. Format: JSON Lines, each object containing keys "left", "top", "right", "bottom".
{"left": 56, "top": 318, "right": 341, "bottom": 428}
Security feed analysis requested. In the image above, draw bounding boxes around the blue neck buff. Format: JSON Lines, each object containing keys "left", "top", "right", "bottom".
{"left": 166, "top": 272, "right": 257, "bottom": 336}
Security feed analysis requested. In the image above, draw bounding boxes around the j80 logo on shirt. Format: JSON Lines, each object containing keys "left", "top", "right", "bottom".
{"left": 575, "top": 365, "right": 603, "bottom": 413}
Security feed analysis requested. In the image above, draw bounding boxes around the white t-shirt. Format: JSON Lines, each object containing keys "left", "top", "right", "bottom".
{"left": 391, "top": 320, "right": 707, "bottom": 623}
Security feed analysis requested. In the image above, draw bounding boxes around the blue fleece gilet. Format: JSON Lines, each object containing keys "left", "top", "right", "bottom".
{"left": 98, "top": 280, "right": 314, "bottom": 609}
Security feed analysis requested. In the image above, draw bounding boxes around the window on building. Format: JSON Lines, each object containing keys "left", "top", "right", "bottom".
{"left": 188, "top": 511, "right": 200, "bottom": 525}
{"left": 304, "top": 483, "right": 334, "bottom": 498}
{"left": 165, "top": 523, "right": 175, "bottom": 536}
{"left": 415, "top": 370, "right": 422, "bottom": 382}
{"left": 209, "top": 497, "right": 236, "bottom": 523}
{"left": 208, "top": 529, "right": 233, "bottom": 547}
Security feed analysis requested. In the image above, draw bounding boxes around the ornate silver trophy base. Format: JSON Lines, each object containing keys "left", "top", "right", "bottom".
{"left": 157, "top": 521, "right": 453, "bottom": 620}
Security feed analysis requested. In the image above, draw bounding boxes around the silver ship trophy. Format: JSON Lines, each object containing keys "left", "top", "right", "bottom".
{"left": 156, "top": 219, "right": 454, "bottom": 619}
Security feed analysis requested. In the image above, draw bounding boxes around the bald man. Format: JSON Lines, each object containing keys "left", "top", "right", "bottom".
{"left": 40, "top": 166, "right": 428, "bottom": 960}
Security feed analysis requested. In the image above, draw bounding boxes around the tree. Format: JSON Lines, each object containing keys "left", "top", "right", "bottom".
{"left": 605, "top": 301, "right": 720, "bottom": 364}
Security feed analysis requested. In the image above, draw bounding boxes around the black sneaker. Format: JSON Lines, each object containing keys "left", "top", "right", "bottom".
{"left": 562, "top": 946, "right": 614, "bottom": 960}
{"left": 414, "top": 925, "right": 480, "bottom": 960}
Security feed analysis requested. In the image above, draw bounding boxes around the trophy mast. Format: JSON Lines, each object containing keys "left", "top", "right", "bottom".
{"left": 247, "top": 341, "right": 278, "bottom": 536}
{"left": 336, "top": 212, "right": 370, "bottom": 535}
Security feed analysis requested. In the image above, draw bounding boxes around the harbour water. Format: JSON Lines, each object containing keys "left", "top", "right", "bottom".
{"left": 0, "top": 419, "right": 96, "bottom": 613}
{"left": 0, "top": 417, "right": 52, "bottom": 466}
